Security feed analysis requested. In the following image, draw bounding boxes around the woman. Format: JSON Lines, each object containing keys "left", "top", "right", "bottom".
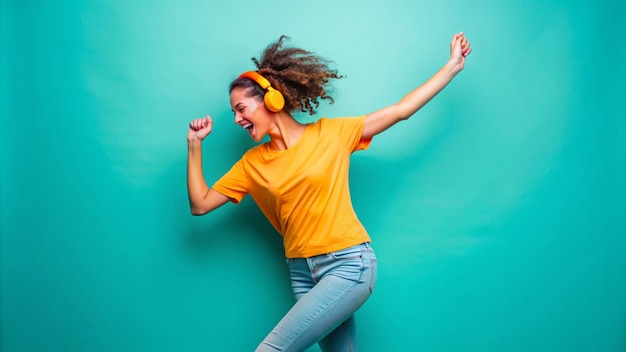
{"left": 187, "top": 32, "right": 471, "bottom": 351}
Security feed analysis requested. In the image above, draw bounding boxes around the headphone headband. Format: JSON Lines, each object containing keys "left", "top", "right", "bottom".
{"left": 238, "top": 71, "right": 285, "bottom": 112}
{"left": 239, "top": 71, "right": 272, "bottom": 90}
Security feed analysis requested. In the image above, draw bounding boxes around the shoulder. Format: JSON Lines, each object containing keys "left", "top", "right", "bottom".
{"left": 243, "top": 144, "right": 265, "bottom": 156}
{"left": 234, "top": 144, "right": 266, "bottom": 164}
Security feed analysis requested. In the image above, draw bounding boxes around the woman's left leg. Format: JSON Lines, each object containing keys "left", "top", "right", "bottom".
{"left": 317, "top": 315, "right": 356, "bottom": 351}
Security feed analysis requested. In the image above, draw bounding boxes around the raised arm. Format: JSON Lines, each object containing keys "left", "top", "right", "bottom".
{"left": 361, "top": 32, "right": 472, "bottom": 139}
{"left": 187, "top": 115, "right": 230, "bottom": 215}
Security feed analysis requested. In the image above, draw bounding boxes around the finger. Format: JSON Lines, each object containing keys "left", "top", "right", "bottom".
{"left": 204, "top": 116, "right": 213, "bottom": 127}
{"left": 455, "top": 33, "right": 465, "bottom": 47}
{"left": 453, "top": 38, "right": 463, "bottom": 52}
{"left": 463, "top": 48, "right": 472, "bottom": 57}
{"left": 451, "top": 33, "right": 460, "bottom": 46}
{"left": 191, "top": 119, "right": 202, "bottom": 131}
{"left": 451, "top": 37, "right": 459, "bottom": 50}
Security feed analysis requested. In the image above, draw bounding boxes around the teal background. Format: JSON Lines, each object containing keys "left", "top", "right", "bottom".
{"left": 1, "top": 0, "right": 624, "bottom": 351}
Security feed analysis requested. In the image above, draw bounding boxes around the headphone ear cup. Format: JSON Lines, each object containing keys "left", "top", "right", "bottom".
{"left": 264, "top": 90, "right": 285, "bottom": 112}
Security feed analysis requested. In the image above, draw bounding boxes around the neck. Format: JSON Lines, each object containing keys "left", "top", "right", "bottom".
{"left": 267, "top": 112, "right": 306, "bottom": 151}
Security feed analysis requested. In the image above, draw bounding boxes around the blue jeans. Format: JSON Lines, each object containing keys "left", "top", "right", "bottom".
{"left": 256, "top": 243, "right": 377, "bottom": 352}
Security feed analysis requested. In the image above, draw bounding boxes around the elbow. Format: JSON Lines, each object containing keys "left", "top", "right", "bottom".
{"left": 188, "top": 188, "right": 230, "bottom": 215}
{"left": 190, "top": 209, "right": 206, "bottom": 216}
{"left": 398, "top": 106, "right": 415, "bottom": 121}
{"left": 398, "top": 114, "right": 411, "bottom": 122}
{"left": 391, "top": 103, "right": 413, "bottom": 121}
{"left": 189, "top": 204, "right": 209, "bottom": 216}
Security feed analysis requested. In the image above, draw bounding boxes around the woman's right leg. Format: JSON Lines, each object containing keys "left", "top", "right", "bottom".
{"left": 256, "top": 243, "right": 377, "bottom": 352}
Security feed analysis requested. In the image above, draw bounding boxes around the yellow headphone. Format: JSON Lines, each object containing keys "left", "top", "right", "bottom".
{"left": 238, "top": 71, "right": 285, "bottom": 112}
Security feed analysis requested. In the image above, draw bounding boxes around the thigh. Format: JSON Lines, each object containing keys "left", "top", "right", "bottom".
{"left": 257, "top": 272, "right": 370, "bottom": 352}
{"left": 257, "top": 244, "right": 377, "bottom": 352}
{"left": 287, "top": 257, "right": 316, "bottom": 301}
{"left": 317, "top": 244, "right": 377, "bottom": 352}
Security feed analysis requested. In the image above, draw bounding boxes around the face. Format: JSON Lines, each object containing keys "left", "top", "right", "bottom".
{"left": 230, "top": 87, "right": 272, "bottom": 142}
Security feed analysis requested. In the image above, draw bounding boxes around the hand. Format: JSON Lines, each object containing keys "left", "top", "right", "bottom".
{"left": 449, "top": 32, "right": 472, "bottom": 72}
{"left": 187, "top": 115, "right": 213, "bottom": 142}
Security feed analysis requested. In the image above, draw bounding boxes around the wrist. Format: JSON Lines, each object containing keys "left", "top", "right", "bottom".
{"left": 445, "top": 60, "right": 459, "bottom": 72}
{"left": 444, "top": 59, "right": 463, "bottom": 76}
{"left": 187, "top": 138, "right": 203, "bottom": 147}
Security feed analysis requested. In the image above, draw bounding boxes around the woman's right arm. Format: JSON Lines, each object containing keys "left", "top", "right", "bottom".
{"left": 187, "top": 115, "right": 230, "bottom": 215}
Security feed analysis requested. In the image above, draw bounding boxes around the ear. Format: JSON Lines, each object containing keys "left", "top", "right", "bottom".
{"left": 264, "top": 89, "right": 285, "bottom": 112}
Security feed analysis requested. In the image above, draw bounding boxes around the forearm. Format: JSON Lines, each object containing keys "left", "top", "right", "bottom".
{"left": 395, "top": 61, "right": 461, "bottom": 119}
{"left": 362, "top": 61, "right": 463, "bottom": 139}
{"left": 187, "top": 140, "right": 211, "bottom": 212}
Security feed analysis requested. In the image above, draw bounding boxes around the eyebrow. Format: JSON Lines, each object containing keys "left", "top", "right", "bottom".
{"left": 232, "top": 102, "right": 243, "bottom": 111}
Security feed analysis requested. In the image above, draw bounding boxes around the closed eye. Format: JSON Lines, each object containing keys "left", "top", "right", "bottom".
{"left": 232, "top": 107, "right": 245, "bottom": 116}
{"left": 234, "top": 102, "right": 246, "bottom": 114}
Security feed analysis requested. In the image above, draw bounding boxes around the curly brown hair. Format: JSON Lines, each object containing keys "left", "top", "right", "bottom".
{"left": 230, "top": 35, "right": 343, "bottom": 116}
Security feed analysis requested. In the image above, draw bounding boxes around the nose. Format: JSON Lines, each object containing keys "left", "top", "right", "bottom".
{"left": 234, "top": 112, "right": 243, "bottom": 124}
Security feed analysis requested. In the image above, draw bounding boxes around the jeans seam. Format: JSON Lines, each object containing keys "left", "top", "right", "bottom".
{"left": 339, "top": 322, "right": 355, "bottom": 352}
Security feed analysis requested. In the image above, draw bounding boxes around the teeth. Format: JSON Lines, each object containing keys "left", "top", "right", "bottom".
{"left": 243, "top": 123, "right": 253, "bottom": 130}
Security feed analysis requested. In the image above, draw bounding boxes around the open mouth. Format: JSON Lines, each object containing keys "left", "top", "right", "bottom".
{"left": 242, "top": 123, "right": 254, "bottom": 135}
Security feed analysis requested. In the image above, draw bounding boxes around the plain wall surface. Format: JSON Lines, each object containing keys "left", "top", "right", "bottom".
{"left": 1, "top": 0, "right": 624, "bottom": 351}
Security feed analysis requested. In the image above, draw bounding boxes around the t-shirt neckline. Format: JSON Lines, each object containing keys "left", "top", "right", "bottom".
{"left": 263, "top": 122, "right": 313, "bottom": 154}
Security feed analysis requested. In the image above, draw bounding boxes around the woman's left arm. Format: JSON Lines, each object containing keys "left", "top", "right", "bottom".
{"left": 362, "top": 32, "right": 472, "bottom": 139}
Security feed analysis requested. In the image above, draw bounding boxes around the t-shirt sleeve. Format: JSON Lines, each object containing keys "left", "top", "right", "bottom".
{"left": 326, "top": 116, "right": 372, "bottom": 152}
{"left": 211, "top": 159, "right": 248, "bottom": 204}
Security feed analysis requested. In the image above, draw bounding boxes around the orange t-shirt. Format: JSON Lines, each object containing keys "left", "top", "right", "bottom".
{"left": 212, "top": 116, "right": 372, "bottom": 258}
